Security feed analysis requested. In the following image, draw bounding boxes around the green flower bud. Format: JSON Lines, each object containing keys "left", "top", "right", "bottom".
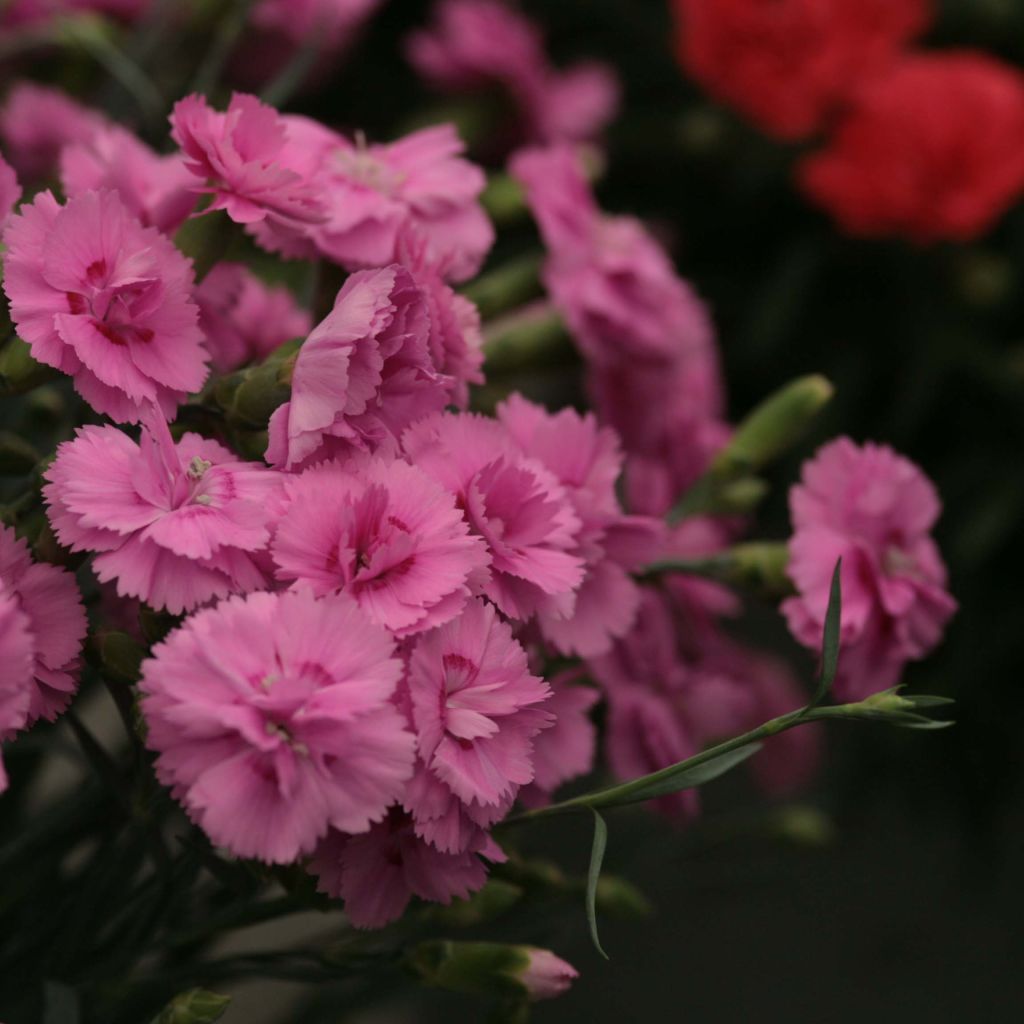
{"left": 151, "top": 988, "right": 231, "bottom": 1024}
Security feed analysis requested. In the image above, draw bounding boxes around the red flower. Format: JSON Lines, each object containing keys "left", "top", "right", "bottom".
{"left": 671, "top": 0, "right": 930, "bottom": 140}
{"left": 798, "top": 52, "right": 1024, "bottom": 243}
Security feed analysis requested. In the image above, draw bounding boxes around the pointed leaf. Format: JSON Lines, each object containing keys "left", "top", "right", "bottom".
{"left": 586, "top": 810, "right": 609, "bottom": 960}
{"left": 812, "top": 559, "right": 843, "bottom": 706}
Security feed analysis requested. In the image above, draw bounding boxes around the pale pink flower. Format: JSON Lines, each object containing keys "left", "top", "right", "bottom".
{"left": 271, "top": 456, "right": 489, "bottom": 636}
{"left": 782, "top": 438, "right": 956, "bottom": 699}
{"left": 0, "top": 154, "right": 20, "bottom": 232}
{"left": 0, "top": 526, "right": 87, "bottom": 726}
{"left": 45, "top": 414, "right": 282, "bottom": 614}
{"left": 139, "top": 589, "right": 415, "bottom": 863}
{"left": 266, "top": 266, "right": 448, "bottom": 469}
{"left": 407, "top": 599, "right": 552, "bottom": 808}
{"left": 251, "top": 0, "right": 382, "bottom": 51}
{"left": 497, "top": 393, "right": 664, "bottom": 656}
{"left": 3, "top": 189, "right": 207, "bottom": 423}
{"left": 0, "top": 82, "right": 110, "bottom": 179}
{"left": 60, "top": 125, "right": 196, "bottom": 235}
{"left": 169, "top": 93, "right": 324, "bottom": 251}
{"left": 284, "top": 118, "right": 493, "bottom": 281}
{"left": 403, "top": 412, "right": 585, "bottom": 622}
{"left": 407, "top": 0, "right": 618, "bottom": 145}
{"left": 0, "top": 584, "right": 35, "bottom": 794}
{"left": 519, "top": 948, "right": 579, "bottom": 1001}
{"left": 196, "top": 262, "right": 311, "bottom": 373}
{"left": 310, "top": 808, "right": 504, "bottom": 927}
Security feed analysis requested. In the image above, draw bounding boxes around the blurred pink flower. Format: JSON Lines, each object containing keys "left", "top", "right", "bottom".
{"left": 782, "top": 438, "right": 956, "bottom": 699}
{"left": 1, "top": 0, "right": 153, "bottom": 27}
{"left": 310, "top": 808, "right": 503, "bottom": 927}
{"left": 407, "top": 598, "right": 552, "bottom": 807}
{"left": 3, "top": 189, "right": 207, "bottom": 423}
{"left": 402, "top": 411, "right": 585, "bottom": 622}
{"left": 266, "top": 266, "right": 449, "bottom": 468}
{"left": 60, "top": 125, "right": 196, "bottom": 235}
{"left": 140, "top": 589, "right": 414, "bottom": 862}
{"left": 519, "top": 948, "right": 579, "bottom": 1001}
{"left": 45, "top": 414, "right": 282, "bottom": 614}
{"left": 0, "top": 583, "right": 34, "bottom": 793}
{"left": 270, "top": 456, "right": 488, "bottom": 636}
{"left": 0, "top": 155, "right": 20, "bottom": 232}
{"left": 196, "top": 262, "right": 311, "bottom": 373}
{"left": 0, "top": 82, "right": 110, "bottom": 179}
{"left": 0, "top": 526, "right": 86, "bottom": 727}
{"left": 252, "top": 0, "right": 381, "bottom": 50}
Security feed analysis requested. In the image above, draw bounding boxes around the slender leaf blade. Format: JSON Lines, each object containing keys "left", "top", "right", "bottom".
{"left": 586, "top": 809, "right": 609, "bottom": 960}
{"left": 812, "top": 558, "right": 843, "bottom": 705}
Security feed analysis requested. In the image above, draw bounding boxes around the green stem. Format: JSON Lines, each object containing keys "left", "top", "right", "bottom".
{"left": 461, "top": 253, "right": 543, "bottom": 320}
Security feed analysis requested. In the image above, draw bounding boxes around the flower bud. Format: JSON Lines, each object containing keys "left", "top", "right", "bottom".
{"left": 0, "top": 336, "right": 58, "bottom": 395}
{"left": 518, "top": 948, "right": 579, "bottom": 1002}
{"left": 152, "top": 988, "right": 231, "bottom": 1024}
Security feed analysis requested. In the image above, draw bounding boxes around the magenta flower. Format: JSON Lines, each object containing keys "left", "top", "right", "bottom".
{"left": 169, "top": 92, "right": 324, "bottom": 247}
{"left": 403, "top": 411, "right": 585, "bottom": 621}
{"left": 266, "top": 266, "right": 448, "bottom": 468}
{"left": 497, "top": 393, "right": 664, "bottom": 656}
{"left": 310, "top": 809, "right": 503, "bottom": 927}
{"left": 271, "top": 455, "right": 488, "bottom": 636}
{"left": 251, "top": 0, "right": 382, "bottom": 53}
{"left": 0, "top": 583, "right": 34, "bottom": 793}
{"left": 45, "top": 414, "right": 282, "bottom": 614}
{"left": 284, "top": 118, "right": 493, "bottom": 281}
{"left": 3, "top": 189, "right": 208, "bottom": 423}
{"left": 0, "top": 526, "right": 87, "bottom": 727}
{"left": 60, "top": 125, "right": 197, "bottom": 235}
{"left": 139, "top": 589, "right": 415, "bottom": 863}
{"left": 0, "top": 82, "right": 111, "bottom": 179}
{"left": 782, "top": 438, "right": 957, "bottom": 699}
{"left": 407, "top": 0, "right": 619, "bottom": 146}
{"left": 519, "top": 949, "right": 579, "bottom": 1001}
{"left": 196, "top": 262, "right": 312, "bottom": 373}
{"left": 407, "top": 599, "right": 552, "bottom": 807}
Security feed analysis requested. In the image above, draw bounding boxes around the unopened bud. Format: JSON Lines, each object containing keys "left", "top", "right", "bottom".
{"left": 0, "top": 337, "right": 58, "bottom": 395}
{"left": 94, "top": 629, "right": 146, "bottom": 685}
{"left": 152, "top": 988, "right": 231, "bottom": 1024}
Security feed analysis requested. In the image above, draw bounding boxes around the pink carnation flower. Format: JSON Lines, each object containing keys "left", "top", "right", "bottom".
{"left": 407, "top": 599, "right": 552, "bottom": 808}
{"left": 782, "top": 438, "right": 957, "bottom": 699}
{"left": 0, "top": 583, "right": 34, "bottom": 793}
{"left": 45, "top": 414, "right": 282, "bottom": 614}
{"left": 0, "top": 82, "right": 110, "bottom": 180}
{"left": 497, "top": 393, "right": 664, "bottom": 656}
{"left": 271, "top": 456, "right": 489, "bottom": 636}
{"left": 196, "top": 262, "right": 312, "bottom": 373}
{"left": 3, "top": 189, "right": 208, "bottom": 423}
{"left": 169, "top": 93, "right": 324, "bottom": 250}
{"left": 407, "top": 0, "right": 619, "bottom": 145}
{"left": 266, "top": 265, "right": 449, "bottom": 468}
{"left": 0, "top": 154, "right": 20, "bottom": 232}
{"left": 139, "top": 589, "right": 414, "bottom": 863}
{"left": 251, "top": 0, "right": 381, "bottom": 51}
{"left": 282, "top": 117, "right": 493, "bottom": 281}
{"left": 0, "top": 526, "right": 87, "bottom": 726}
{"left": 403, "top": 411, "right": 585, "bottom": 622}
{"left": 310, "top": 808, "right": 503, "bottom": 927}
{"left": 60, "top": 125, "right": 196, "bottom": 235}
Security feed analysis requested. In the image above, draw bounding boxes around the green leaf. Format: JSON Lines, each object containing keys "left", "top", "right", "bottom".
{"left": 812, "top": 558, "right": 843, "bottom": 706}
{"left": 586, "top": 809, "right": 609, "bottom": 960}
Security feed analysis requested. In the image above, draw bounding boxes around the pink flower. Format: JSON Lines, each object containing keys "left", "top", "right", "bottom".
{"left": 251, "top": 0, "right": 382, "bottom": 51}
{"left": 60, "top": 125, "right": 197, "bottom": 235}
{"left": 407, "top": 0, "right": 618, "bottom": 145}
{"left": 45, "top": 414, "right": 282, "bottom": 614}
{"left": 518, "top": 948, "right": 579, "bottom": 1001}
{"left": 0, "top": 154, "right": 20, "bottom": 232}
{"left": 266, "top": 265, "right": 448, "bottom": 469}
{"left": 782, "top": 438, "right": 956, "bottom": 699}
{"left": 407, "top": 599, "right": 552, "bottom": 808}
{"left": 270, "top": 456, "right": 489, "bottom": 636}
{"left": 0, "top": 583, "right": 34, "bottom": 793}
{"left": 196, "top": 262, "right": 312, "bottom": 373}
{"left": 402, "top": 412, "right": 585, "bottom": 622}
{"left": 0, "top": 82, "right": 110, "bottom": 179}
{"left": 0, "top": 526, "right": 87, "bottom": 726}
{"left": 3, "top": 189, "right": 207, "bottom": 423}
{"left": 169, "top": 93, "right": 324, "bottom": 249}
{"left": 309, "top": 808, "right": 503, "bottom": 927}
{"left": 285, "top": 118, "right": 493, "bottom": 281}
{"left": 139, "top": 589, "right": 414, "bottom": 863}
{"left": 497, "top": 393, "right": 664, "bottom": 655}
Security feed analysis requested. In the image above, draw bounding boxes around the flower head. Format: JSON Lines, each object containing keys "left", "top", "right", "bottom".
{"left": 45, "top": 414, "right": 282, "bottom": 614}
{"left": 0, "top": 584, "right": 36, "bottom": 793}
{"left": 270, "top": 455, "right": 489, "bottom": 636}
{"left": 782, "top": 438, "right": 956, "bottom": 698}
{"left": 140, "top": 589, "right": 414, "bottom": 862}
{"left": 3, "top": 189, "right": 207, "bottom": 423}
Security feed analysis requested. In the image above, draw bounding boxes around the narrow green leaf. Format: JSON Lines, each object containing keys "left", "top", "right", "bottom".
{"left": 586, "top": 810, "right": 609, "bottom": 960}
{"left": 902, "top": 694, "right": 956, "bottom": 709}
{"left": 812, "top": 558, "right": 843, "bottom": 706}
